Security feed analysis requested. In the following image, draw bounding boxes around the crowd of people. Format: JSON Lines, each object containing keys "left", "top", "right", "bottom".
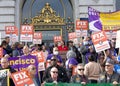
{"left": 1, "top": 36, "right": 120, "bottom": 86}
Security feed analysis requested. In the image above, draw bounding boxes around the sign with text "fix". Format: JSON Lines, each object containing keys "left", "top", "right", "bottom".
{"left": 20, "top": 25, "right": 33, "bottom": 42}
{"left": 5, "top": 26, "right": 18, "bottom": 43}
{"left": 33, "top": 32, "right": 42, "bottom": 44}
{"left": 11, "top": 70, "right": 35, "bottom": 86}
{"left": 76, "top": 20, "right": 88, "bottom": 30}
{"left": 91, "top": 31, "right": 110, "bottom": 52}
{"left": 54, "top": 36, "right": 62, "bottom": 43}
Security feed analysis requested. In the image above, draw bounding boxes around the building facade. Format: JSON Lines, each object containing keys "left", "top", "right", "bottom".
{"left": 0, "top": 0, "right": 118, "bottom": 42}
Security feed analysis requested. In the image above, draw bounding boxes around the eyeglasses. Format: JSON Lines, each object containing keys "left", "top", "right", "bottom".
{"left": 51, "top": 59, "right": 57, "bottom": 61}
{"left": 78, "top": 69, "right": 84, "bottom": 71}
{"left": 51, "top": 71, "right": 58, "bottom": 74}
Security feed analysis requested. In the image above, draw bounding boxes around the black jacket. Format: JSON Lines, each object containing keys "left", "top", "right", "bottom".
{"left": 100, "top": 72, "right": 120, "bottom": 83}
{"left": 43, "top": 65, "right": 69, "bottom": 82}
{"left": 70, "top": 74, "right": 88, "bottom": 83}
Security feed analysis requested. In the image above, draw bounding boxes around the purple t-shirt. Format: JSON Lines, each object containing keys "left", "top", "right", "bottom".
{"left": 46, "top": 54, "right": 63, "bottom": 63}
{"left": 66, "top": 57, "right": 78, "bottom": 69}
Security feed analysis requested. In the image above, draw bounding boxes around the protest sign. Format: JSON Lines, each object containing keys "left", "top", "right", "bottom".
{"left": 33, "top": 32, "right": 42, "bottom": 44}
{"left": 11, "top": 70, "right": 35, "bottom": 86}
{"left": 0, "top": 69, "right": 9, "bottom": 86}
{"left": 116, "top": 30, "right": 120, "bottom": 48}
{"left": 8, "top": 54, "right": 38, "bottom": 71}
{"left": 54, "top": 36, "right": 62, "bottom": 43}
{"left": 31, "top": 51, "right": 45, "bottom": 71}
{"left": 91, "top": 31, "right": 110, "bottom": 52}
{"left": 20, "top": 25, "right": 33, "bottom": 42}
{"left": 5, "top": 26, "right": 18, "bottom": 43}
{"left": 0, "top": 48, "right": 3, "bottom": 58}
{"left": 68, "top": 32, "right": 78, "bottom": 44}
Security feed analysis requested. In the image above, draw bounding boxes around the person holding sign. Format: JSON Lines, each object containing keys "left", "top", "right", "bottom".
{"left": 0, "top": 57, "right": 16, "bottom": 86}
{"left": 27, "top": 65, "right": 41, "bottom": 86}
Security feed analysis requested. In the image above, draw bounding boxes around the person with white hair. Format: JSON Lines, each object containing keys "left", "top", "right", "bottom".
{"left": 0, "top": 57, "right": 16, "bottom": 86}
{"left": 65, "top": 50, "right": 78, "bottom": 79}
{"left": 27, "top": 65, "right": 41, "bottom": 86}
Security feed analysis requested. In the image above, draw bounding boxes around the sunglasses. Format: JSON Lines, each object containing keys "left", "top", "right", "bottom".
{"left": 78, "top": 69, "right": 84, "bottom": 71}
{"left": 32, "top": 67, "right": 36, "bottom": 70}
{"left": 51, "top": 71, "right": 58, "bottom": 74}
{"left": 51, "top": 59, "right": 57, "bottom": 61}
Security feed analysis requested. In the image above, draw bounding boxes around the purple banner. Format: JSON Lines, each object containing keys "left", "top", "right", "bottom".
{"left": 88, "top": 7, "right": 102, "bottom": 31}
{"left": 8, "top": 54, "right": 38, "bottom": 71}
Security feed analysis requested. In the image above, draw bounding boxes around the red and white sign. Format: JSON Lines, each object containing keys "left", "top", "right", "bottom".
{"left": 76, "top": 20, "right": 88, "bottom": 30}
{"left": 5, "top": 26, "right": 18, "bottom": 43}
{"left": 33, "top": 32, "right": 42, "bottom": 44}
{"left": 31, "top": 51, "right": 45, "bottom": 71}
{"left": 54, "top": 36, "right": 62, "bottom": 43}
{"left": 0, "top": 47, "right": 3, "bottom": 58}
{"left": 91, "top": 31, "right": 110, "bottom": 52}
{"left": 116, "top": 30, "right": 120, "bottom": 48}
{"left": 105, "top": 30, "right": 117, "bottom": 39}
{"left": 20, "top": 25, "right": 33, "bottom": 42}
{"left": 76, "top": 30, "right": 87, "bottom": 37}
{"left": 68, "top": 32, "right": 78, "bottom": 44}
{"left": 11, "top": 70, "right": 35, "bottom": 86}
{"left": 68, "top": 32, "right": 76, "bottom": 40}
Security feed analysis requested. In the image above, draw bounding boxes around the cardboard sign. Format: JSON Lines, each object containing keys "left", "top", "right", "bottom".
{"left": 116, "top": 30, "right": 120, "bottom": 48}
{"left": 68, "top": 32, "right": 76, "bottom": 40}
{"left": 76, "top": 30, "right": 87, "bottom": 37}
{"left": 54, "top": 36, "right": 62, "bottom": 43}
{"left": 31, "top": 51, "right": 45, "bottom": 71}
{"left": 5, "top": 26, "right": 18, "bottom": 43}
{"left": 0, "top": 69, "right": 9, "bottom": 86}
{"left": 105, "top": 30, "right": 117, "bottom": 39}
{"left": 91, "top": 31, "right": 110, "bottom": 52}
{"left": 11, "top": 70, "right": 35, "bottom": 86}
{"left": 0, "top": 47, "right": 3, "bottom": 58}
{"left": 5, "top": 26, "right": 18, "bottom": 34}
{"left": 20, "top": 25, "right": 33, "bottom": 42}
{"left": 38, "top": 62, "right": 45, "bottom": 71}
{"left": 33, "top": 32, "right": 42, "bottom": 44}
{"left": 76, "top": 20, "right": 88, "bottom": 30}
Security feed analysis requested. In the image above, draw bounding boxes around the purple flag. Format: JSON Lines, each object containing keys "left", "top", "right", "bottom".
{"left": 88, "top": 7, "right": 102, "bottom": 31}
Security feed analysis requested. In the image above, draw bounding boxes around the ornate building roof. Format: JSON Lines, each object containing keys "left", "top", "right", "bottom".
{"left": 31, "top": 3, "right": 65, "bottom": 25}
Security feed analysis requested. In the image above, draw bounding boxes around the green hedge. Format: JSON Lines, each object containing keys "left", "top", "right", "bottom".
{"left": 44, "top": 83, "right": 120, "bottom": 86}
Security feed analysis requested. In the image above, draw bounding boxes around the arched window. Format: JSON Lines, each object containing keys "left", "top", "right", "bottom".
{"left": 22, "top": 0, "right": 73, "bottom": 23}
